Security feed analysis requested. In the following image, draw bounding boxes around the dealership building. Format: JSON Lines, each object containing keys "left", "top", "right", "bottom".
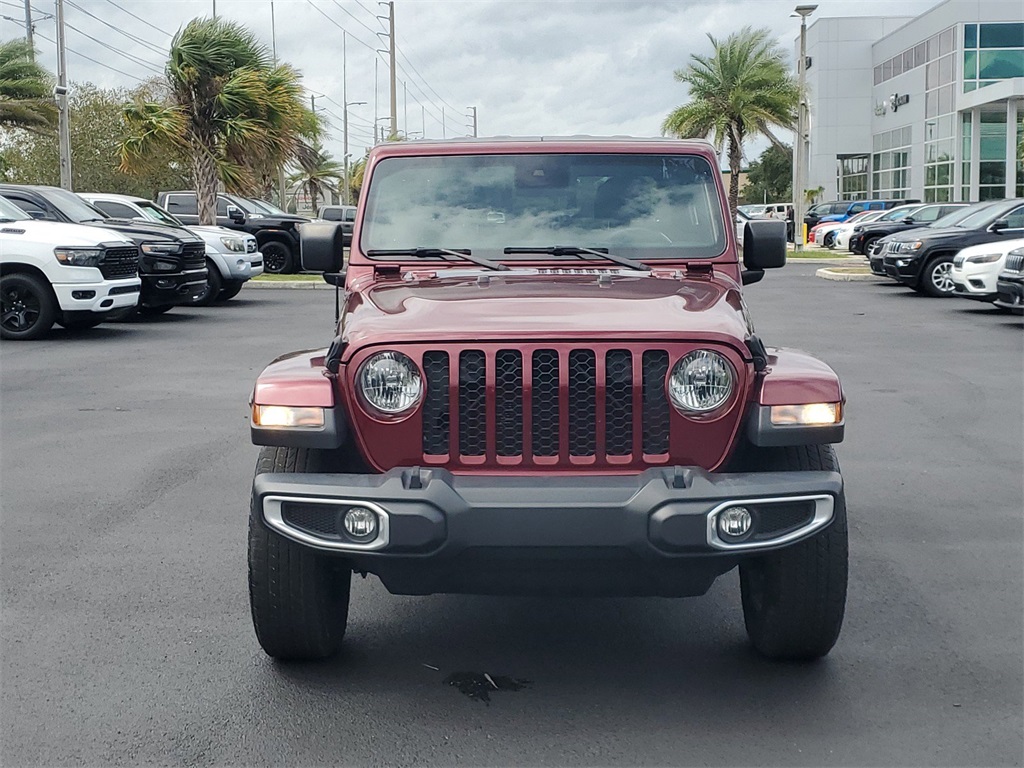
{"left": 801, "top": 0, "right": 1023, "bottom": 203}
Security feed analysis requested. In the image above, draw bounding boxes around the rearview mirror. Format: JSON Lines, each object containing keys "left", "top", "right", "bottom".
{"left": 300, "top": 221, "right": 346, "bottom": 272}
{"left": 226, "top": 205, "right": 245, "bottom": 224}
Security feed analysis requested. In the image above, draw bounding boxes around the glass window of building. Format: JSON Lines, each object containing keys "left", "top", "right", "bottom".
{"left": 872, "top": 127, "right": 912, "bottom": 199}
{"left": 963, "top": 22, "right": 1024, "bottom": 91}
{"left": 837, "top": 155, "right": 869, "bottom": 200}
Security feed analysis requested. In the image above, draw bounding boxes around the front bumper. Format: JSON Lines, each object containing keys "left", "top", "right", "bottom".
{"left": 51, "top": 278, "right": 141, "bottom": 312}
{"left": 883, "top": 254, "right": 920, "bottom": 283}
{"left": 995, "top": 275, "right": 1024, "bottom": 313}
{"left": 253, "top": 466, "right": 843, "bottom": 597}
{"left": 951, "top": 267, "right": 999, "bottom": 301}
{"left": 140, "top": 267, "right": 208, "bottom": 307}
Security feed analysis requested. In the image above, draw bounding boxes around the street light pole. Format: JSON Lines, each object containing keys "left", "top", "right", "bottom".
{"left": 793, "top": 4, "right": 816, "bottom": 252}
{"left": 343, "top": 101, "right": 365, "bottom": 205}
{"left": 24, "top": 0, "right": 33, "bottom": 58}
{"left": 54, "top": 0, "right": 72, "bottom": 190}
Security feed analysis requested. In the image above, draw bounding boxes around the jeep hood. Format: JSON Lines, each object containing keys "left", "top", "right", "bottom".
{"left": 340, "top": 271, "right": 753, "bottom": 358}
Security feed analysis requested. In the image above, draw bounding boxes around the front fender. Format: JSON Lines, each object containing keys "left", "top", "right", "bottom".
{"left": 747, "top": 347, "right": 845, "bottom": 447}
{"left": 250, "top": 349, "right": 346, "bottom": 448}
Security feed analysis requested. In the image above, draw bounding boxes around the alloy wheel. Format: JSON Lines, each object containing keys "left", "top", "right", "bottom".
{"left": 2, "top": 285, "right": 41, "bottom": 333}
{"left": 930, "top": 261, "right": 954, "bottom": 294}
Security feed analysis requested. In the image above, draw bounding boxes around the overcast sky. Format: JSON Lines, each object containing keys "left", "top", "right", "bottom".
{"left": 6, "top": 0, "right": 938, "bottom": 167}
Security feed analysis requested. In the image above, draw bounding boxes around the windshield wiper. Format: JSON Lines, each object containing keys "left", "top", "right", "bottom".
{"left": 503, "top": 245, "right": 650, "bottom": 271}
{"left": 78, "top": 217, "right": 109, "bottom": 223}
{"left": 366, "top": 247, "right": 509, "bottom": 271}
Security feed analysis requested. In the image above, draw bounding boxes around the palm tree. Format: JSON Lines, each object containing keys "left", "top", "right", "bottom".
{"left": 119, "top": 18, "right": 320, "bottom": 225}
{"left": 287, "top": 144, "right": 344, "bottom": 214}
{"left": 662, "top": 27, "right": 798, "bottom": 220}
{"left": 0, "top": 39, "right": 57, "bottom": 134}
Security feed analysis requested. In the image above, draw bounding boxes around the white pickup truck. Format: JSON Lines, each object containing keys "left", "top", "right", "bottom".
{"left": 0, "top": 195, "right": 141, "bottom": 340}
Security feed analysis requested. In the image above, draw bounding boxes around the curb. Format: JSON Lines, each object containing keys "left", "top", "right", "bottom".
{"left": 815, "top": 267, "right": 880, "bottom": 282}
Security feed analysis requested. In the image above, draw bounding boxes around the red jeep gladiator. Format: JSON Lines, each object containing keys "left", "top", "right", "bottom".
{"left": 248, "top": 138, "right": 848, "bottom": 662}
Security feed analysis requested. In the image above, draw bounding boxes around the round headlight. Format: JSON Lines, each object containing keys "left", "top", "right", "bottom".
{"left": 358, "top": 351, "right": 423, "bottom": 414}
{"left": 668, "top": 350, "right": 734, "bottom": 413}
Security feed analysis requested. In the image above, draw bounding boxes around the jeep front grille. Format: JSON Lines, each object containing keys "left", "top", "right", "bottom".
{"left": 98, "top": 246, "right": 139, "bottom": 279}
{"left": 419, "top": 346, "right": 677, "bottom": 466}
{"left": 1005, "top": 252, "right": 1024, "bottom": 273}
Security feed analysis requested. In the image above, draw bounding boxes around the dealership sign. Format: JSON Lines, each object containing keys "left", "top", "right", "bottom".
{"left": 875, "top": 93, "right": 910, "bottom": 116}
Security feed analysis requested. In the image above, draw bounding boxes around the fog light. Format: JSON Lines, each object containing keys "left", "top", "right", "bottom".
{"left": 71, "top": 290, "right": 96, "bottom": 300}
{"left": 342, "top": 507, "right": 378, "bottom": 540}
{"left": 718, "top": 507, "right": 752, "bottom": 539}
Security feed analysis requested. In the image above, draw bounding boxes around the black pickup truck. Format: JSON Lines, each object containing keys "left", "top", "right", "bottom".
{"left": 157, "top": 191, "right": 309, "bottom": 274}
{"left": 0, "top": 184, "right": 207, "bottom": 314}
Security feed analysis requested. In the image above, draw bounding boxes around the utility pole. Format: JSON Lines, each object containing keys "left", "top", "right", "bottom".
{"left": 272, "top": 1, "right": 287, "bottom": 210}
{"left": 24, "top": 0, "right": 33, "bottom": 58}
{"left": 466, "top": 106, "right": 477, "bottom": 137}
{"left": 54, "top": 0, "right": 72, "bottom": 189}
{"left": 792, "top": 4, "right": 816, "bottom": 252}
{"left": 403, "top": 81, "right": 407, "bottom": 136}
{"left": 441, "top": 107, "right": 446, "bottom": 139}
{"left": 212, "top": 0, "right": 216, "bottom": 17}
{"left": 387, "top": 1, "right": 397, "bottom": 139}
{"left": 343, "top": 31, "right": 349, "bottom": 205}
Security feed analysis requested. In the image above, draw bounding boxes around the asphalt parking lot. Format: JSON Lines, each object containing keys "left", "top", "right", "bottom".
{"left": 1, "top": 264, "right": 1021, "bottom": 767}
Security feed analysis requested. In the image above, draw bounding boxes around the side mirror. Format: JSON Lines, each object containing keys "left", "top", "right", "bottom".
{"left": 990, "top": 218, "right": 1009, "bottom": 232}
{"left": 226, "top": 205, "right": 245, "bottom": 224}
{"left": 902, "top": 217, "right": 915, "bottom": 224}
{"left": 300, "top": 221, "right": 346, "bottom": 272}
{"left": 742, "top": 219, "right": 786, "bottom": 284}
{"left": 28, "top": 210, "right": 51, "bottom": 220}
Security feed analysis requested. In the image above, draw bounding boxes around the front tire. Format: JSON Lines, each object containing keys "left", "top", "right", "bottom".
{"left": 919, "top": 255, "right": 955, "bottom": 297}
{"left": 189, "top": 260, "right": 223, "bottom": 306}
{"left": 57, "top": 311, "right": 105, "bottom": 330}
{"left": 249, "top": 446, "right": 351, "bottom": 661}
{"left": 736, "top": 444, "right": 848, "bottom": 661}
{"left": 217, "top": 281, "right": 244, "bottom": 301}
{"left": 1, "top": 273, "right": 57, "bottom": 340}
{"left": 261, "top": 242, "right": 294, "bottom": 274}
{"left": 138, "top": 304, "right": 173, "bottom": 316}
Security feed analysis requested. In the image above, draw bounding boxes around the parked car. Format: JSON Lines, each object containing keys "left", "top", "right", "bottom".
{"left": 949, "top": 237, "right": 1024, "bottom": 305}
{"left": 247, "top": 137, "right": 850, "bottom": 663}
{"left": 994, "top": 247, "right": 1024, "bottom": 314}
{"left": 318, "top": 204, "right": 357, "bottom": 245}
{"left": 735, "top": 207, "right": 750, "bottom": 250}
{"left": 0, "top": 184, "right": 206, "bottom": 314}
{"left": 157, "top": 191, "right": 309, "bottom": 274}
{"left": 810, "top": 209, "right": 885, "bottom": 248}
{"left": 0, "top": 195, "right": 140, "bottom": 339}
{"left": 738, "top": 204, "right": 767, "bottom": 218}
{"left": 826, "top": 210, "right": 888, "bottom": 250}
{"left": 80, "top": 193, "right": 263, "bottom": 305}
{"left": 881, "top": 199, "right": 1024, "bottom": 296}
{"left": 866, "top": 205, "right": 979, "bottom": 275}
{"left": 804, "top": 198, "right": 919, "bottom": 231}
{"left": 849, "top": 203, "right": 969, "bottom": 256}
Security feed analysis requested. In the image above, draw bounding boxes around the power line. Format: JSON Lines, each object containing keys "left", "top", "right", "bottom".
{"left": 101, "top": 0, "right": 172, "bottom": 40}
{"left": 63, "top": 20, "right": 164, "bottom": 74}
{"left": 328, "top": 0, "right": 381, "bottom": 39}
{"left": 65, "top": 0, "right": 167, "bottom": 56}
{"left": 35, "top": 29, "right": 146, "bottom": 82}
{"left": 305, "top": 0, "right": 380, "bottom": 54}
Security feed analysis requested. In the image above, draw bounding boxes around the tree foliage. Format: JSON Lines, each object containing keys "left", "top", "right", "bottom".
{"left": 662, "top": 26, "right": 798, "bottom": 220}
{"left": 287, "top": 143, "right": 344, "bottom": 213}
{"left": 0, "top": 38, "right": 57, "bottom": 134}
{"left": 1, "top": 81, "right": 188, "bottom": 196}
{"left": 740, "top": 144, "right": 792, "bottom": 205}
{"left": 119, "top": 17, "right": 321, "bottom": 224}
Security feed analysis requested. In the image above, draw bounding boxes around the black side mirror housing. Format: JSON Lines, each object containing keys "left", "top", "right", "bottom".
{"left": 742, "top": 218, "right": 787, "bottom": 273}
{"left": 301, "top": 221, "right": 346, "bottom": 272}
{"left": 902, "top": 217, "right": 915, "bottom": 224}
{"left": 990, "top": 218, "right": 1009, "bottom": 232}
{"left": 226, "top": 205, "right": 245, "bottom": 224}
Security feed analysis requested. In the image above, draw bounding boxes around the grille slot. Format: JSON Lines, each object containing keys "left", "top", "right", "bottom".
{"left": 568, "top": 350, "right": 597, "bottom": 455}
{"left": 98, "top": 246, "right": 138, "bottom": 279}
{"left": 642, "top": 351, "right": 670, "bottom": 455}
{"left": 754, "top": 502, "right": 815, "bottom": 538}
{"left": 421, "top": 351, "right": 450, "bottom": 455}
{"left": 1005, "top": 252, "right": 1024, "bottom": 273}
{"left": 458, "top": 351, "right": 486, "bottom": 456}
{"left": 531, "top": 349, "right": 560, "bottom": 457}
{"left": 281, "top": 502, "right": 340, "bottom": 538}
{"left": 605, "top": 350, "right": 633, "bottom": 456}
{"left": 495, "top": 350, "right": 523, "bottom": 456}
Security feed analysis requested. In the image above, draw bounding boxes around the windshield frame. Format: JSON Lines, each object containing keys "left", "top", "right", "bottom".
{"left": 248, "top": 198, "right": 288, "bottom": 216}
{"left": 358, "top": 151, "right": 731, "bottom": 264}
{"left": 949, "top": 201, "right": 1008, "bottom": 229}
{"left": 134, "top": 200, "right": 184, "bottom": 227}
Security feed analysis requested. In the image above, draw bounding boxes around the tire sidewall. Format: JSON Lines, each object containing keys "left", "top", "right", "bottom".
{"left": 1, "top": 273, "right": 57, "bottom": 340}
{"left": 261, "top": 242, "right": 294, "bottom": 274}
{"left": 189, "top": 259, "right": 223, "bottom": 306}
{"left": 921, "top": 255, "right": 955, "bottom": 297}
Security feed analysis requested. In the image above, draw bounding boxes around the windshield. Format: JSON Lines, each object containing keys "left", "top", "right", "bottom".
{"left": 136, "top": 201, "right": 183, "bottom": 227}
{"left": 249, "top": 198, "right": 288, "bottom": 215}
{"left": 927, "top": 206, "right": 974, "bottom": 228}
{"left": 877, "top": 205, "right": 923, "bottom": 222}
{"left": 949, "top": 201, "right": 1005, "bottom": 229}
{"left": 0, "top": 195, "right": 31, "bottom": 221}
{"left": 40, "top": 187, "right": 108, "bottom": 223}
{"left": 361, "top": 153, "right": 728, "bottom": 261}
